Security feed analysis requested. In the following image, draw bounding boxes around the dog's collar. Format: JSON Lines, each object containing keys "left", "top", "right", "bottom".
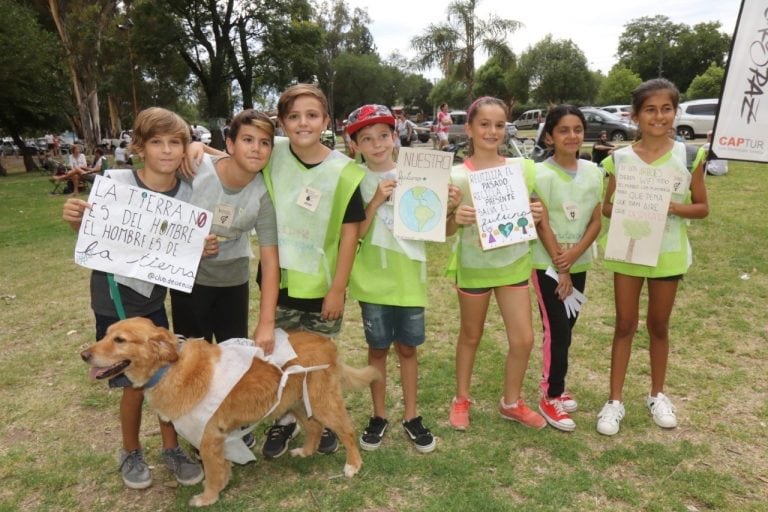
{"left": 143, "top": 365, "right": 170, "bottom": 389}
{"left": 143, "top": 337, "right": 185, "bottom": 389}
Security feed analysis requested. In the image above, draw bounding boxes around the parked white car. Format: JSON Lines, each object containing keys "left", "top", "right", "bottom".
{"left": 513, "top": 109, "right": 545, "bottom": 130}
{"left": 600, "top": 105, "right": 631, "bottom": 118}
{"left": 195, "top": 126, "right": 212, "bottom": 144}
{"left": 674, "top": 99, "right": 718, "bottom": 140}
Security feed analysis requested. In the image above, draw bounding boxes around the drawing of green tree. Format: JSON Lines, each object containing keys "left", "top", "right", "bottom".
{"left": 622, "top": 219, "right": 652, "bottom": 261}
{"left": 517, "top": 217, "right": 529, "bottom": 235}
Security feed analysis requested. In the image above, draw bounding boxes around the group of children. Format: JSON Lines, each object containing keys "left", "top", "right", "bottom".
{"left": 63, "top": 77, "right": 708, "bottom": 490}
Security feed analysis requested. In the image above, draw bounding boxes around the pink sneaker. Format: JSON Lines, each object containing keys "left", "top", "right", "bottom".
{"left": 449, "top": 396, "right": 471, "bottom": 430}
{"left": 499, "top": 398, "right": 547, "bottom": 429}
{"left": 539, "top": 397, "right": 576, "bottom": 432}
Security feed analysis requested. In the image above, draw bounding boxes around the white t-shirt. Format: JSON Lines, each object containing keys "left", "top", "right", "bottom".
{"left": 68, "top": 153, "right": 87, "bottom": 169}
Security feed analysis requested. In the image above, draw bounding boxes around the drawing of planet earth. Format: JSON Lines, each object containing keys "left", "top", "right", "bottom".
{"left": 398, "top": 186, "right": 442, "bottom": 233}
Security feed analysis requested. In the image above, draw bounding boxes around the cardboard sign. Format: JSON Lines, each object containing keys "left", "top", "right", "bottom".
{"left": 604, "top": 163, "right": 673, "bottom": 266}
{"left": 393, "top": 147, "right": 451, "bottom": 242}
{"left": 74, "top": 175, "right": 212, "bottom": 293}
{"left": 467, "top": 163, "right": 537, "bottom": 250}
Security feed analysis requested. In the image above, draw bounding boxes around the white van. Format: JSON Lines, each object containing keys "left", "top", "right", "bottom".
{"left": 513, "top": 109, "right": 544, "bottom": 130}
{"left": 674, "top": 99, "right": 718, "bottom": 140}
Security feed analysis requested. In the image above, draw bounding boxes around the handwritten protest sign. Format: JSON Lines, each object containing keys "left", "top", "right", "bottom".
{"left": 393, "top": 147, "right": 451, "bottom": 242}
{"left": 604, "top": 163, "right": 673, "bottom": 266}
{"left": 74, "top": 175, "right": 212, "bottom": 293}
{"left": 467, "top": 163, "right": 537, "bottom": 250}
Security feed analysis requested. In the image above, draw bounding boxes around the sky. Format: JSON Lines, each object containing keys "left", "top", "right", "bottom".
{"left": 345, "top": 0, "right": 742, "bottom": 77}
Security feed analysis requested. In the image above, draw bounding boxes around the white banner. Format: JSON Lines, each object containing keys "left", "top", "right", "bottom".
{"left": 713, "top": 0, "right": 768, "bottom": 162}
{"left": 74, "top": 175, "right": 212, "bottom": 293}
{"left": 393, "top": 147, "right": 451, "bottom": 242}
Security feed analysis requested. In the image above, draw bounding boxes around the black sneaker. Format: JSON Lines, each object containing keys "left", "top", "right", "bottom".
{"left": 402, "top": 416, "right": 436, "bottom": 454}
{"left": 242, "top": 431, "right": 256, "bottom": 449}
{"left": 359, "top": 416, "right": 388, "bottom": 451}
{"left": 318, "top": 428, "right": 339, "bottom": 454}
{"left": 262, "top": 422, "right": 300, "bottom": 459}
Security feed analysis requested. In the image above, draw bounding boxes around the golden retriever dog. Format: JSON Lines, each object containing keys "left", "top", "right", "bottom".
{"left": 80, "top": 317, "right": 378, "bottom": 507}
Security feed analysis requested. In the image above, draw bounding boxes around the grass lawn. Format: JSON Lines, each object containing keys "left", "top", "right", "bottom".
{"left": 0, "top": 154, "right": 766, "bottom": 511}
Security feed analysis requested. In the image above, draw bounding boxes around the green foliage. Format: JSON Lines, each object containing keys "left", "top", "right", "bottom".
{"left": 597, "top": 66, "right": 642, "bottom": 106}
{"left": 394, "top": 72, "right": 433, "bottom": 115}
{"left": 686, "top": 63, "right": 725, "bottom": 100}
{"left": 410, "top": 0, "right": 521, "bottom": 102}
{"left": 0, "top": 0, "right": 70, "bottom": 140}
{"left": 517, "top": 35, "right": 595, "bottom": 104}
{"left": 101, "top": 2, "right": 193, "bottom": 129}
{"left": 331, "top": 53, "right": 390, "bottom": 117}
{"left": 428, "top": 78, "right": 469, "bottom": 110}
{"left": 472, "top": 53, "right": 517, "bottom": 103}
{"left": 618, "top": 15, "right": 730, "bottom": 92}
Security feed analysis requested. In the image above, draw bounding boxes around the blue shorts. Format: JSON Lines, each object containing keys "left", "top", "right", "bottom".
{"left": 359, "top": 302, "right": 425, "bottom": 349}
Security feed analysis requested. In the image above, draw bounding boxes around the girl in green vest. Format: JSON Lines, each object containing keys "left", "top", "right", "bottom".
{"left": 446, "top": 96, "right": 546, "bottom": 431}
{"left": 532, "top": 105, "right": 603, "bottom": 432}
{"left": 597, "top": 79, "right": 709, "bottom": 436}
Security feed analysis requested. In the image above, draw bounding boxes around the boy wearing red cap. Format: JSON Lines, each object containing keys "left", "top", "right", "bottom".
{"left": 346, "top": 104, "right": 461, "bottom": 453}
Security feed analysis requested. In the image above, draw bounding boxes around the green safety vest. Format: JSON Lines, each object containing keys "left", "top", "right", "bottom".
{"left": 264, "top": 139, "right": 364, "bottom": 298}
{"left": 445, "top": 158, "right": 536, "bottom": 288}
{"left": 531, "top": 159, "right": 603, "bottom": 273}
{"left": 602, "top": 142, "right": 693, "bottom": 278}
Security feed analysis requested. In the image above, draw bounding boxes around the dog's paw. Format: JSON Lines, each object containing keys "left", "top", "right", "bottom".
{"left": 290, "top": 447, "right": 308, "bottom": 458}
{"left": 343, "top": 463, "right": 361, "bottom": 478}
{"left": 189, "top": 493, "right": 218, "bottom": 507}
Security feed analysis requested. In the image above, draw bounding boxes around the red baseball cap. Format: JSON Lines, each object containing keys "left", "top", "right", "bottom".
{"left": 345, "top": 104, "right": 395, "bottom": 136}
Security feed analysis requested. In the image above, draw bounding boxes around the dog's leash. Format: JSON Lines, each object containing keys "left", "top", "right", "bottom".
{"left": 106, "top": 273, "right": 127, "bottom": 320}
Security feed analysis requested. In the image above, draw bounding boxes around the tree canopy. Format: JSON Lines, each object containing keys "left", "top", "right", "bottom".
{"left": 411, "top": 0, "right": 520, "bottom": 103}
{"left": 597, "top": 66, "right": 642, "bottom": 106}
{"left": 686, "top": 63, "right": 725, "bottom": 100}
{"left": 617, "top": 15, "right": 730, "bottom": 92}
{"left": 0, "top": 0, "right": 69, "bottom": 172}
{"left": 517, "top": 35, "right": 594, "bottom": 105}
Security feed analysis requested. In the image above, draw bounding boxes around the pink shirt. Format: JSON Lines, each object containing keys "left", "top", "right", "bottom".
{"left": 437, "top": 111, "right": 451, "bottom": 133}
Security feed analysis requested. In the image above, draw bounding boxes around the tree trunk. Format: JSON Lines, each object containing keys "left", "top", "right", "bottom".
{"left": 47, "top": 0, "right": 115, "bottom": 151}
{"left": 625, "top": 238, "right": 636, "bottom": 262}
{"left": 107, "top": 94, "right": 121, "bottom": 138}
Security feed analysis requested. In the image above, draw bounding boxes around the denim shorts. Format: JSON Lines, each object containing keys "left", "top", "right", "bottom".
{"left": 359, "top": 302, "right": 425, "bottom": 349}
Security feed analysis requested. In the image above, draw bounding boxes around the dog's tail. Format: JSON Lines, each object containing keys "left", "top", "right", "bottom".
{"left": 340, "top": 364, "right": 380, "bottom": 391}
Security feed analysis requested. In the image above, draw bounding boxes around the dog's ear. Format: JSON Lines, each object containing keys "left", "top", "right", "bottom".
{"left": 149, "top": 327, "right": 179, "bottom": 363}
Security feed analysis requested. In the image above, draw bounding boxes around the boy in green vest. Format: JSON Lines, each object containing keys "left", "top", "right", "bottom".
{"left": 260, "top": 84, "right": 366, "bottom": 458}
{"left": 346, "top": 104, "right": 461, "bottom": 452}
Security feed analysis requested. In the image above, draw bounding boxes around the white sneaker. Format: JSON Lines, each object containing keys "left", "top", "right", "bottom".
{"left": 646, "top": 393, "right": 678, "bottom": 429}
{"left": 559, "top": 391, "right": 578, "bottom": 413}
{"left": 596, "top": 400, "right": 625, "bottom": 436}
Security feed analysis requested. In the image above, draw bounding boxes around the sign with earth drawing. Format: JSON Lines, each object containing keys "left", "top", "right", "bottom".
{"left": 394, "top": 147, "right": 451, "bottom": 242}
{"left": 467, "top": 163, "right": 537, "bottom": 250}
{"left": 604, "top": 162, "right": 673, "bottom": 266}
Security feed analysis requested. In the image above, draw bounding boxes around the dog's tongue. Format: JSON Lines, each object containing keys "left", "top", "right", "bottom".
{"left": 89, "top": 367, "right": 105, "bottom": 380}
